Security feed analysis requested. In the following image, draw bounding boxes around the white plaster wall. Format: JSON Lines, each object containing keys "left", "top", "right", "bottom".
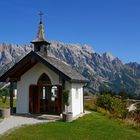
{"left": 16, "top": 63, "right": 59, "bottom": 114}
{"left": 71, "top": 83, "right": 84, "bottom": 117}
{"left": 65, "top": 82, "right": 84, "bottom": 117}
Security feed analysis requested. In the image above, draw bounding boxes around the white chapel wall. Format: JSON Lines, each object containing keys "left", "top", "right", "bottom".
{"left": 16, "top": 62, "right": 59, "bottom": 114}
{"left": 71, "top": 83, "right": 84, "bottom": 117}
{"left": 65, "top": 81, "right": 84, "bottom": 117}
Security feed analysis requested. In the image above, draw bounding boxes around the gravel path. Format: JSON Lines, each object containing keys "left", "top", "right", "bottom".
{"left": 0, "top": 115, "right": 60, "bottom": 135}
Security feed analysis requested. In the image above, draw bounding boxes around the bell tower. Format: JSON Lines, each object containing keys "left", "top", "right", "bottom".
{"left": 31, "top": 12, "right": 50, "bottom": 55}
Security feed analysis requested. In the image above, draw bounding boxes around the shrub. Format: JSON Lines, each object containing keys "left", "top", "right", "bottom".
{"left": 96, "top": 93, "right": 128, "bottom": 119}
{"left": 112, "top": 98, "right": 128, "bottom": 119}
{"left": 96, "top": 94, "right": 114, "bottom": 112}
{"left": 133, "top": 109, "right": 140, "bottom": 123}
{"left": 63, "top": 89, "right": 70, "bottom": 113}
{"left": 0, "top": 88, "right": 9, "bottom": 108}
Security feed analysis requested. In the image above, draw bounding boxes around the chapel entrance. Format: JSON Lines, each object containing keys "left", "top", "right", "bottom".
{"left": 29, "top": 73, "right": 62, "bottom": 114}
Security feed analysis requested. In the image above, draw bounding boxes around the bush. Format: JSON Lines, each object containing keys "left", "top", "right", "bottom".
{"left": 96, "top": 94, "right": 114, "bottom": 112}
{"left": 0, "top": 88, "right": 9, "bottom": 108}
{"left": 96, "top": 93, "right": 128, "bottom": 119}
{"left": 112, "top": 98, "right": 128, "bottom": 119}
{"left": 63, "top": 89, "right": 70, "bottom": 107}
{"left": 133, "top": 109, "right": 140, "bottom": 123}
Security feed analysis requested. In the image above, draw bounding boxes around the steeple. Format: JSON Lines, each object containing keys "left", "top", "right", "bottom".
{"left": 31, "top": 12, "right": 50, "bottom": 54}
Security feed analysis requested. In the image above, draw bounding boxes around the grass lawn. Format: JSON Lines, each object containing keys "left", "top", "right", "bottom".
{"left": 1, "top": 112, "right": 140, "bottom": 140}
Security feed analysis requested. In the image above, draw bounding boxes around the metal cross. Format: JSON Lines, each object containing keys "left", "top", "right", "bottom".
{"left": 39, "top": 11, "right": 44, "bottom": 23}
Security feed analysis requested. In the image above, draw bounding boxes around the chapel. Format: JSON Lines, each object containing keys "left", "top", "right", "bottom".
{"left": 0, "top": 14, "right": 88, "bottom": 118}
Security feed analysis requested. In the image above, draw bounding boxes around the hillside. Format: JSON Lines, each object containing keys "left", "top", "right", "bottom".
{"left": 1, "top": 112, "right": 140, "bottom": 140}
{"left": 0, "top": 42, "right": 140, "bottom": 98}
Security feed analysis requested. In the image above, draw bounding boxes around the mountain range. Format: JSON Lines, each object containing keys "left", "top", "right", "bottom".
{"left": 0, "top": 42, "right": 140, "bottom": 98}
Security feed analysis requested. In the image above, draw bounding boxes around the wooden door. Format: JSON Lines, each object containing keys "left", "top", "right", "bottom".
{"left": 39, "top": 85, "right": 62, "bottom": 114}
{"left": 29, "top": 85, "right": 40, "bottom": 113}
{"left": 55, "top": 86, "right": 62, "bottom": 114}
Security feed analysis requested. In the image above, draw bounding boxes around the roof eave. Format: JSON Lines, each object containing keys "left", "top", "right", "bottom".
{"left": 0, "top": 51, "right": 35, "bottom": 82}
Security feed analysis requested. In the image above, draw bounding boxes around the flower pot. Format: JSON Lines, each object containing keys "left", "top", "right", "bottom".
{"left": 1, "top": 108, "right": 10, "bottom": 118}
{"left": 62, "top": 112, "right": 73, "bottom": 122}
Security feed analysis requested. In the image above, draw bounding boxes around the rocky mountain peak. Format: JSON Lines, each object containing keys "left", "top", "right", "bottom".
{"left": 102, "top": 52, "right": 115, "bottom": 62}
{"left": 0, "top": 42, "right": 140, "bottom": 98}
{"left": 82, "top": 44, "right": 94, "bottom": 54}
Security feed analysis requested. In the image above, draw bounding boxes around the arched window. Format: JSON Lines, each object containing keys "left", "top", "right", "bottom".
{"left": 37, "top": 73, "right": 51, "bottom": 85}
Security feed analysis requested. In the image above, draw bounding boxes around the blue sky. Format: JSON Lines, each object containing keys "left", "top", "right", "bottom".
{"left": 0, "top": 0, "right": 140, "bottom": 63}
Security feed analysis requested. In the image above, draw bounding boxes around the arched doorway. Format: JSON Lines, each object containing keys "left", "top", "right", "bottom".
{"left": 29, "top": 73, "right": 62, "bottom": 114}
{"left": 37, "top": 73, "right": 51, "bottom": 85}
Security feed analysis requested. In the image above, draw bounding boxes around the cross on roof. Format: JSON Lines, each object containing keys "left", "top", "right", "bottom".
{"left": 39, "top": 11, "right": 44, "bottom": 23}
{"left": 39, "top": 11, "right": 43, "bottom": 16}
